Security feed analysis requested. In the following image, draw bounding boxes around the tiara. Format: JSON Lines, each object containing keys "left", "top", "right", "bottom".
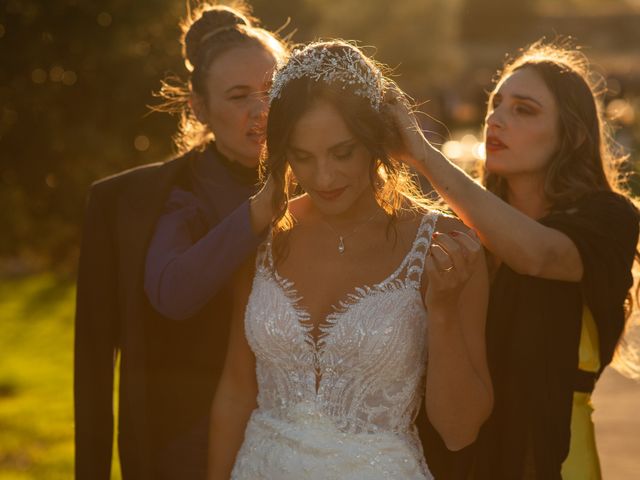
{"left": 269, "top": 44, "right": 383, "bottom": 110}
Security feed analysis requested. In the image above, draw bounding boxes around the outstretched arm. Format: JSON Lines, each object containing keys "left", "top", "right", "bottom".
{"left": 145, "top": 178, "right": 275, "bottom": 320}
{"left": 423, "top": 221, "right": 493, "bottom": 451}
{"left": 386, "top": 93, "right": 583, "bottom": 281}
{"left": 207, "top": 258, "right": 258, "bottom": 480}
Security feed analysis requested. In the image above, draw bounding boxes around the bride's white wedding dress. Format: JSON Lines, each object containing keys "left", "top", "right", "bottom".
{"left": 231, "top": 213, "right": 438, "bottom": 479}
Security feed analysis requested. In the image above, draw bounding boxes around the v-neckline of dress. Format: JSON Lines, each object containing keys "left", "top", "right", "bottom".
{"left": 263, "top": 214, "right": 434, "bottom": 394}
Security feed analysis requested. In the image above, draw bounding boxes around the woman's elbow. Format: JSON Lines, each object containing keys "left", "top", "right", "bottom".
{"left": 509, "top": 249, "right": 546, "bottom": 277}
{"left": 442, "top": 429, "right": 479, "bottom": 452}
{"left": 144, "top": 284, "right": 192, "bottom": 320}
{"left": 510, "top": 242, "right": 565, "bottom": 278}
{"left": 144, "top": 272, "right": 198, "bottom": 320}
{"left": 438, "top": 417, "right": 484, "bottom": 452}
{"left": 432, "top": 397, "right": 493, "bottom": 452}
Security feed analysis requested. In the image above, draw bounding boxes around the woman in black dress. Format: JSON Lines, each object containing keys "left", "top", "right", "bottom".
{"left": 387, "top": 40, "right": 639, "bottom": 479}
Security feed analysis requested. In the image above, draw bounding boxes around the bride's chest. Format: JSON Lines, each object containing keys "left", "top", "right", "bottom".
{"left": 245, "top": 271, "right": 428, "bottom": 361}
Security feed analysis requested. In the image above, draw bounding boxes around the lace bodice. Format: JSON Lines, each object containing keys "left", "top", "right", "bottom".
{"left": 244, "top": 212, "right": 437, "bottom": 436}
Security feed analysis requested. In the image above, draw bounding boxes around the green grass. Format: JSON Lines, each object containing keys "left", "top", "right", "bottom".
{"left": 0, "top": 275, "right": 120, "bottom": 479}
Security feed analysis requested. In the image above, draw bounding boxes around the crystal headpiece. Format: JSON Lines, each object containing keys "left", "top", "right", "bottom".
{"left": 269, "top": 43, "right": 384, "bottom": 110}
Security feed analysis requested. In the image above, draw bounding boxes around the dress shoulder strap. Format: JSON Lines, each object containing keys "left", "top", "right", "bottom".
{"left": 402, "top": 210, "right": 439, "bottom": 286}
{"left": 255, "top": 230, "right": 275, "bottom": 272}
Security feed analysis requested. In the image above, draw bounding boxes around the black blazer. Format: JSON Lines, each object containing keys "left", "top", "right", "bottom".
{"left": 74, "top": 152, "right": 233, "bottom": 480}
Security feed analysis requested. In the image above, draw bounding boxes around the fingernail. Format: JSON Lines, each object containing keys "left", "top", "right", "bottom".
{"left": 450, "top": 231, "right": 459, "bottom": 237}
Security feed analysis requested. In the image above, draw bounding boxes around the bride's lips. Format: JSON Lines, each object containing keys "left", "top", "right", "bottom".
{"left": 314, "top": 187, "right": 347, "bottom": 201}
{"left": 485, "top": 134, "right": 508, "bottom": 153}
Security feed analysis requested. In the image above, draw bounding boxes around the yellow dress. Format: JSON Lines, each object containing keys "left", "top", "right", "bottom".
{"left": 560, "top": 306, "right": 602, "bottom": 480}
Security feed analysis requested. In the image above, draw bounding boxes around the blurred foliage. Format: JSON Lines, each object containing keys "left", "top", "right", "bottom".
{"left": 0, "top": 275, "right": 107, "bottom": 479}
{"left": 0, "top": 0, "right": 639, "bottom": 271}
{"left": 0, "top": 0, "right": 188, "bottom": 269}
{"left": 0, "top": 0, "right": 459, "bottom": 270}
{"left": 0, "top": 274, "right": 122, "bottom": 479}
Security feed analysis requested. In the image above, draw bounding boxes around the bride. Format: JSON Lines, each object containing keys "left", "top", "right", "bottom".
{"left": 207, "top": 41, "right": 493, "bottom": 479}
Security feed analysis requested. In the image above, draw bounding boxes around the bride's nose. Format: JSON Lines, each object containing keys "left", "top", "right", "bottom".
{"left": 314, "top": 158, "right": 336, "bottom": 188}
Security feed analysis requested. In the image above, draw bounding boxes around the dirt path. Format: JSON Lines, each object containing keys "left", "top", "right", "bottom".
{"left": 592, "top": 368, "right": 640, "bottom": 478}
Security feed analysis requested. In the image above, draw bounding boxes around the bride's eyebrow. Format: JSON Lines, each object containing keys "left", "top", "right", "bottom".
{"left": 287, "top": 145, "right": 312, "bottom": 155}
{"left": 328, "top": 139, "right": 357, "bottom": 151}
{"left": 287, "top": 138, "right": 356, "bottom": 155}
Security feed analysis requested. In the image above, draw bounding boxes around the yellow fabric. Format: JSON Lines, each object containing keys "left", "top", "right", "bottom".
{"left": 561, "top": 306, "right": 602, "bottom": 480}
{"left": 577, "top": 306, "right": 601, "bottom": 374}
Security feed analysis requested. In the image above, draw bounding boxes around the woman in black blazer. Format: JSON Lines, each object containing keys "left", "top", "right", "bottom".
{"left": 74, "top": 4, "right": 288, "bottom": 479}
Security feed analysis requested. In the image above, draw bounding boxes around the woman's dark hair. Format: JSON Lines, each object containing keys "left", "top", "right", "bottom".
{"left": 263, "top": 41, "right": 428, "bottom": 256}
{"left": 154, "top": 1, "right": 288, "bottom": 152}
{"left": 483, "top": 39, "right": 628, "bottom": 208}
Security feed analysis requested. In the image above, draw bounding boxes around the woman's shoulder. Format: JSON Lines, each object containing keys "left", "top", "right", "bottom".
{"left": 89, "top": 151, "right": 193, "bottom": 200}
{"left": 550, "top": 189, "right": 639, "bottom": 228}
{"left": 581, "top": 190, "right": 639, "bottom": 218}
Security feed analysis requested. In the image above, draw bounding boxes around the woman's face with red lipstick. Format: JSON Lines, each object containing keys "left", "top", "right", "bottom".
{"left": 286, "top": 99, "right": 374, "bottom": 216}
{"left": 484, "top": 67, "right": 560, "bottom": 180}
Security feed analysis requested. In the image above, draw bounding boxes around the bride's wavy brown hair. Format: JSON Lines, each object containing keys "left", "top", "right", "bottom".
{"left": 483, "top": 39, "right": 628, "bottom": 207}
{"left": 263, "top": 41, "right": 430, "bottom": 261}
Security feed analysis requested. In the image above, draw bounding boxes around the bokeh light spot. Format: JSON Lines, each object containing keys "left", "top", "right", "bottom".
{"left": 45, "top": 173, "right": 58, "bottom": 189}
{"left": 606, "top": 99, "right": 635, "bottom": 125}
{"left": 31, "top": 68, "right": 47, "bottom": 84}
{"left": 472, "top": 142, "right": 486, "bottom": 161}
{"left": 49, "top": 66, "right": 65, "bottom": 82}
{"left": 134, "top": 135, "right": 150, "bottom": 151}
{"left": 62, "top": 71, "right": 77, "bottom": 86}
{"left": 443, "top": 141, "right": 464, "bottom": 160}
{"left": 97, "top": 12, "right": 112, "bottom": 27}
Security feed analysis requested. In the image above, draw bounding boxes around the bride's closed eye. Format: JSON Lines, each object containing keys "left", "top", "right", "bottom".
{"left": 333, "top": 147, "right": 355, "bottom": 161}
{"left": 331, "top": 142, "right": 358, "bottom": 161}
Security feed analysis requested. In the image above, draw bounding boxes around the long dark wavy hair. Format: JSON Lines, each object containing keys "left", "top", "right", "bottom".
{"left": 483, "top": 39, "right": 627, "bottom": 207}
{"left": 262, "top": 41, "right": 428, "bottom": 261}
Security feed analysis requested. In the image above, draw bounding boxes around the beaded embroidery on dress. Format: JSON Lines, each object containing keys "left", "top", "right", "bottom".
{"left": 231, "top": 212, "right": 438, "bottom": 479}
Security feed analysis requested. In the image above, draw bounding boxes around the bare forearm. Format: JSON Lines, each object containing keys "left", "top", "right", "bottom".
{"left": 414, "top": 146, "right": 558, "bottom": 276}
{"left": 208, "top": 394, "right": 256, "bottom": 480}
{"left": 425, "top": 307, "right": 492, "bottom": 451}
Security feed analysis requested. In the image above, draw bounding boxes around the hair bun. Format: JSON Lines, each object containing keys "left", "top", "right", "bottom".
{"left": 184, "top": 5, "right": 253, "bottom": 68}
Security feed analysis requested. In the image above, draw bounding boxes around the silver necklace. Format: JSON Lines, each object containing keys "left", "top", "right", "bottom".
{"left": 323, "top": 211, "right": 382, "bottom": 254}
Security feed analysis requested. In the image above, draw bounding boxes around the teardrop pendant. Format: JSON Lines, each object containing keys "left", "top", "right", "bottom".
{"left": 338, "top": 236, "right": 345, "bottom": 254}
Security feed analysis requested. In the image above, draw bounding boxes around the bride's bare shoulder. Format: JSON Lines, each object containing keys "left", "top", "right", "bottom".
{"left": 287, "top": 194, "right": 312, "bottom": 222}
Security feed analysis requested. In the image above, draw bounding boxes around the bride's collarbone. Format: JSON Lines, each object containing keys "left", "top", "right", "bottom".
{"left": 287, "top": 225, "right": 410, "bottom": 266}
{"left": 277, "top": 220, "right": 419, "bottom": 292}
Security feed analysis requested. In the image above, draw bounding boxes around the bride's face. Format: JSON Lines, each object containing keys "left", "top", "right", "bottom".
{"left": 286, "top": 99, "right": 374, "bottom": 216}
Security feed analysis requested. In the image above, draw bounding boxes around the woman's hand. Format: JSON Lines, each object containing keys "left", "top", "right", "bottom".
{"left": 249, "top": 175, "right": 275, "bottom": 234}
{"left": 382, "top": 84, "right": 438, "bottom": 171}
{"left": 424, "top": 229, "right": 483, "bottom": 317}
